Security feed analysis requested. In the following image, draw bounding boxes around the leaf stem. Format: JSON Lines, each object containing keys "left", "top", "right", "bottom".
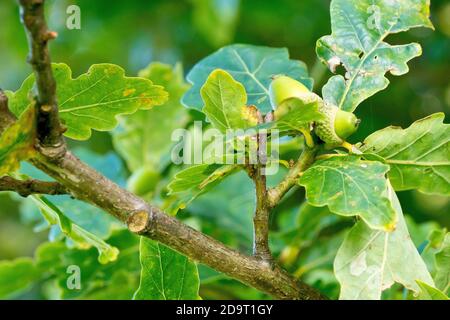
{"left": 267, "top": 145, "right": 319, "bottom": 208}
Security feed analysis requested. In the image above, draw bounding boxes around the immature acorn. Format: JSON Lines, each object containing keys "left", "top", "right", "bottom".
{"left": 315, "top": 102, "right": 361, "bottom": 149}
{"left": 269, "top": 75, "right": 311, "bottom": 107}
{"left": 127, "top": 166, "right": 160, "bottom": 196}
{"left": 269, "top": 75, "right": 361, "bottom": 150}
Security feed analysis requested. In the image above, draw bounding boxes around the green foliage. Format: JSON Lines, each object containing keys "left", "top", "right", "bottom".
{"left": 334, "top": 184, "right": 433, "bottom": 299}
{"left": 191, "top": 0, "right": 239, "bottom": 47}
{"left": 188, "top": 171, "right": 255, "bottom": 251}
{"left": 43, "top": 230, "right": 140, "bottom": 299}
{"left": 0, "top": 258, "right": 39, "bottom": 298}
{"left": 134, "top": 237, "right": 200, "bottom": 300}
{"left": 7, "top": 63, "right": 168, "bottom": 140}
{"left": 1, "top": 0, "right": 448, "bottom": 301}
{"left": 0, "top": 105, "right": 35, "bottom": 175}
{"left": 317, "top": 0, "right": 433, "bottom": 112}
{"left": 201, "top": 69, "right": 256, "bottom": 132}
{"left": 434, "top": 233, "right": 450, "bottom": 293}
{"left": 182, "top": 44, "right": 312, "bottom": 113}
{"left": 361, "top": 113, "right": 450, "bottom": 196}
{"left": 112, "top": 63, "right": 190, "bottom": 172}
{"left": 416, "top": 281, "right": 449, "bottom": 300}
{"left": 270, "top": 97, "right": 324, "bottom": 133}
{"left": 19, "top": 149, "right": 126, "bottom": 240}
{"left": 299, "top": 156, "right": 397, "bottom": 231}
{"left": 166, "top": 164, "right": 239, "bottom": 214}
{"left": 29, "top": 195, "right": 119, "bottom": 264}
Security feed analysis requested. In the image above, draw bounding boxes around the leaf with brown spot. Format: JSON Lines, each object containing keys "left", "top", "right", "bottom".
{"left": 0, "top": 105, "right": 36, "bottom": 175}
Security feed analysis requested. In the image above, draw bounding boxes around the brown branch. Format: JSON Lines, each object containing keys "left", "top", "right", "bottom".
{"left": 0, "top": 92, "right": 326, "bottom": 301}
{"left": 267, "top": 146, "right": 319, "bottom": 208}
{"left": 0, "top": 176, "right": 68, "bottom": 197}
{"left": 18, "top": 0, "right": 65, "bottom": 150}
{"left": 0, "top": 90, "right": 16, "bottom": 133}
{"left": 248, "top": 111, "right": 273, "bottom": 261}
{"left": 6, "top": 0, "right": 327, "bottom": 300}
{"left": 31, "top": 150, "right": 326, "bottom": 300}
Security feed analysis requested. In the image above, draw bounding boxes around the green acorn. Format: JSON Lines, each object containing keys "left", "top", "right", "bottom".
{"left": 127, "top": 166, "right": 160, "bottom": 196}
{"left": 269, "top": 75, "right": 311, "bottom": 108}
{"left": 269, "top": 75, "right": 360, "bottom": 150}
{"left": 314, "top": 102, "right": 360, "bottom": 149}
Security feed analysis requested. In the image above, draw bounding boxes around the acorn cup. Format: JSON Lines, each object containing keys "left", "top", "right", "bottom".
{"left": 269, "top": 75, "right": 361, "bottom": 151}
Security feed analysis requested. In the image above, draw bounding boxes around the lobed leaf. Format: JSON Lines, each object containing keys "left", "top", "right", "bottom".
{"left": 317, "top": 0, "right": 433, "bottom": 112}
{"left": 166, "top": 163, "right": 239, "bottom": 214}
{"left": 299, "top": 156, "right": 397, "bottom": 231}
{"left": 361, "top": 113, "right": 450, "bottom": 196}
{"left": 134, "top": 237, "right": 200, "bottom": 300}
{"left": 7, "top": 63, "right": 168, "bottom": 140}
{"left": 112, "top": 63, "right": 190, "bottom": 172}
{"left": 30, "top": 195, "right": 119, "bottom": 264}
{"left": 182, "top": 44, "right": 312, "bottom": 113}
{"left": 334, "top": 183, "right": 434, "bottom": 300}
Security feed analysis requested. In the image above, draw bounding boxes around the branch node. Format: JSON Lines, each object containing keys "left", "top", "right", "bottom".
{"left": 36, "top": 143, "right": 67, "bottom": 160}
{"left": 127, "top": 210, "right": 152, "bottom": 234}
{"left": 40, "top": 104, "right": 52, "bottom": 113}
{"left": 43, "top": 30, "right": 58, "bottom": 41}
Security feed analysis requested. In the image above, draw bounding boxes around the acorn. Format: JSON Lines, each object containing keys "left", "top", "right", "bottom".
{"left": 314, "top": 102, "right": 361, "bottom": 149}
{"left": 269, "top": 75, "right": 311, "bottom": 107}
{"left": 127, "top": 166, "right": 160, "bottom": 196}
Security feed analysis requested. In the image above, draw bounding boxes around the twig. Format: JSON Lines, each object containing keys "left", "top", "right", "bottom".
{"left": 31, "top": 150, "right": 325, "bottom": 300}
{"left": 0, "top": 176, "right": 68, "bottom": 197}
{"left": 18, "top": 0, "right": 65, "bottom": 151}
{"left": 248, "top": 111, "right": 273, "bottom": 261}
{"left": 0, "top": 87, "right": 326, "bottom": 301}
{"left": 2, "top": 1, "right": 328, "bottom": 300}
{"left": 267, "top": 146, "right": 319, "bottom": 208}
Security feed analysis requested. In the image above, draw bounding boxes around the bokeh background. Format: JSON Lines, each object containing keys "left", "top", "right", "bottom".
{"left": 0, "top": 0, "right": 449, "bottom": 299}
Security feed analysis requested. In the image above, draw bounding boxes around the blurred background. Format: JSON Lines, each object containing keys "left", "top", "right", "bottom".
{"left": 0, "top": 0, "right": 448, "bottom": 299}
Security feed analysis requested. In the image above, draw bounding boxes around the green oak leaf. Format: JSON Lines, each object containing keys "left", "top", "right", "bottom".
{"left": 37, "top": 230, "right": 140, "bottom": 299}
{"left": 268, "top": 96, "right": 325, "bottom": 133}
{"left": 416, "top": 281, "right": 449, "bottom": 300}
{"left": 29, "top": 195, "right": 119, "bottom": 264}
{"left": 166, "top": 163, "right": 239, "bottom": 214}
{"left": 0, "top": 258, "right": 39, "bottom": 299}
{"left": 182, "top": 44, "right": 312, "bottom": 113}
{"left": 360, "top": 113, "right": 450, "bottom": 196}
{"left": 288, "top": 203, "right": 340, "bottom": 249}
{"left": 299, "top": 156, "right": 397, "bottom": 231}
{"left": 317, "top": 0, "right": 433, "bottom": 112}
{"left": 188, "top": 171, "right": 256, "bottom": 251}
{"left": 112, "top": 63, "right": 190, "bottom": 172}
{"left": 434, "top": 233, "right": 450, "bottom": 294}
{"left": 0, "top": 105, "right": 36, "bottom": 175}
{"left": 334, "top": 183, "right": 434, "bottom": 300}
{"left": 134, "top": 237, "right": 200, "bottom": 300}
{"left": 7, "top": 63, "right": 168, "bottom": 140}
{"left": 19, "top": 148, "right": 126, "bottom": 240}
{"left": 201, "top": 69, "right": 257, "bottom": 132}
